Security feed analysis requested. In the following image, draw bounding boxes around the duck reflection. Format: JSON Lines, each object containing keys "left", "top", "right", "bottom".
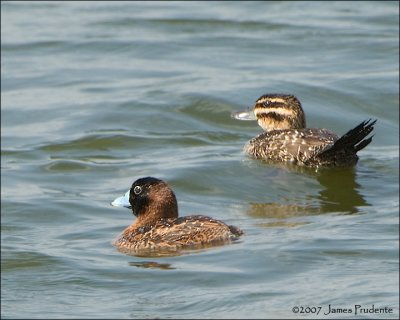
{"left": 246, "top": 165, "right": 369, "bottom": 222}
{"left": 316, "top": 167, "right": 369, "bottom": 214}
{"left": 128, "top": 261, "right": 175, "bottom": 270}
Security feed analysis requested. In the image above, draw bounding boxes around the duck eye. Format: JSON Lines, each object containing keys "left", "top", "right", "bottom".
{"left": 133, "top": 186, "right": 142, "bottom": 195}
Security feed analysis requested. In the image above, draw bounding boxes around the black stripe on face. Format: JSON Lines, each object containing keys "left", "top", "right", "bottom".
{"left": 258, "top": 112, "right": 286, "bottom": 122}
{"left": 261, "top": 100, "right": 288, "bottom": 108}
{"left": 254, "top": 101, "right": 292, "bottom": 115}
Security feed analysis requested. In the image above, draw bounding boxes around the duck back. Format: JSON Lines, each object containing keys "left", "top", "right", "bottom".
{"left": 114, "top": 215, "right": 243, "bottom": 256}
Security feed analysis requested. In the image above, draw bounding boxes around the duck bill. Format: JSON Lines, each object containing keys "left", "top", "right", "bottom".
{"left": 111, "top": 190, "right": 131, "bottom": 208}
{"left": 231, "top": 108, "right": 257, "bottom": 121}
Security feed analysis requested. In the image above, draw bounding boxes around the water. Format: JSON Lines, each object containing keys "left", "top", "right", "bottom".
{"left": 1, "top": 1, "right": 399, "bottom": 318}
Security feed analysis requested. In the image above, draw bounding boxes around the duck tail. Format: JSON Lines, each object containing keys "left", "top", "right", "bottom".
{"left": 337, "top": 119, "right": 376, "bottom": 151}
{"left": 318, "top": 119, "right": 376, "bottom": 161}
{"left": 228, "top": 225, "right": 244, "bottom": 237}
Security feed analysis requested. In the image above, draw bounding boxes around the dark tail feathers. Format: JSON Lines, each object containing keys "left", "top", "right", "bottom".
{"left": 228, "top": 225, "right": 244, "bottom": 237}
{"left": 321, "top": 119, "right": 377, "bottom": 156}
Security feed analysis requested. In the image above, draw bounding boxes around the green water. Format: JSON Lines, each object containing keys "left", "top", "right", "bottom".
{"left": 1, "top": 1, "right": 399, "bottom": 319}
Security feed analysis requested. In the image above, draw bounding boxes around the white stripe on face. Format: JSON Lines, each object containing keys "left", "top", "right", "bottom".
{"left": 254, "top": 106, "right": 293, "bottom": 118}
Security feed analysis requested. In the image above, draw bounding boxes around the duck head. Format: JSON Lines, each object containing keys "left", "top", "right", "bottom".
{"left": 112, "top": 177, "right": 179, "bottom": 226}
{"left": 232, "top": 94, "right": 306, "bottom": 131}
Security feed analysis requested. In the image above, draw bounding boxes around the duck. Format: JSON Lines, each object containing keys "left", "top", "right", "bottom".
{"left": 111, "top": 177, "right": 243, "bottom": 256}
{"left": 231, "top": 93, "right": 376, "bottom": 168}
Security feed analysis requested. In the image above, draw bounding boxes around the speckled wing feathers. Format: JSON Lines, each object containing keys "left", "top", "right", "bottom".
{"left": 245, "top": 128, "right": 338, "bottom": 166}
{"left": 115, "top": 215, "right": 243, "bottom": 254}
{"left": 245, "top": 119, "right": 376, "bottom": 167}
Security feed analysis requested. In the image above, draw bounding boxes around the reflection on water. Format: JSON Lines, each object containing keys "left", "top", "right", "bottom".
{"left": 257, "top": 220, "right": 311, "bottom": 228}
{"left": 117, "top": 246, "right": 184, "bottom": 258}
{"left": 246, "top": 165, "right": 369, "bottom": 222}
{"left": 316, "top": 167, "right": 369, "bottom": 214}
{"left": 247, "top": 202, "right": 320, "bottom": 219}
{"left": 128, "top": 261, "right": 175, "bottom": 270}
{"left": 115, "top": 240, "right": 238, "bottom": 258}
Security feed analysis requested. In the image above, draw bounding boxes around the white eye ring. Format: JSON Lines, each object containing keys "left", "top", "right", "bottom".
{"left": 133, "top": 186, "right": 142, "bottom": 195}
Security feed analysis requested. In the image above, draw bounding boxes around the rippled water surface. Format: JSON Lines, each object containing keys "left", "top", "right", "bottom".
{"left": 1, "top": 1, "right": 399, "bottom": 319}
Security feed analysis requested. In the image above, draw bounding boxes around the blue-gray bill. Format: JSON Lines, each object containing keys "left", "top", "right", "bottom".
{"left": 111, "top": 190, "right": 131, "bottom": 208}
{"left": 231, "top": 108, "right": 257, "bottom": 120}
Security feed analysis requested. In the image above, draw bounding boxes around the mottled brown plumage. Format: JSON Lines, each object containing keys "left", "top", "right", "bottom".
{"left": 232, "top": 94, "right": 376, "bottom": 168}
{"left": 113, "top": 177, "right": 243, "bottom": 256}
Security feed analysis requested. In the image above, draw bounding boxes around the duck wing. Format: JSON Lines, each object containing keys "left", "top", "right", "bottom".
{"left": 246, "top": 128, "right": 338, "bottom": 165}
{"left": 153, "top": 215, "right": 242, "bottom": 246}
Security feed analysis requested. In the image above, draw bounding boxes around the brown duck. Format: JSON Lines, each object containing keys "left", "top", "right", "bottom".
{"left": 111, "top": 177, "right": 243, "bottom": 256}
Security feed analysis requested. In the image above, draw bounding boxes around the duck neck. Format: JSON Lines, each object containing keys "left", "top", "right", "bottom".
{"left": 133, "top": 188, "right": 178, "bottom": 228}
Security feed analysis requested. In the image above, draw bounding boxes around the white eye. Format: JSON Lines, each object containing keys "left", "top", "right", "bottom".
{"left": 133, "top": 186, "right": 142, "bottom": 195}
